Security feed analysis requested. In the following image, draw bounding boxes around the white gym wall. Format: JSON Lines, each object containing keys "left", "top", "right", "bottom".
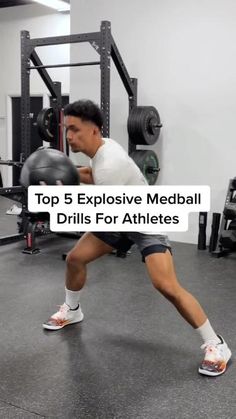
{"left": 70, "top": 0, "right": 236, "bottom": 244}
{"left": 0, "top": 4, "right": 70, "bottom": 187}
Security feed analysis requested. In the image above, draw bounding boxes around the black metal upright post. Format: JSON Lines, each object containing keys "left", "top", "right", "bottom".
{"left": 21, "top": 30, "right": 32, "bottom": 160}
{"left": 100, "top": 21, "right": 111, "bottom": 137}
{"left": 128, "top": 78, "right": 138, "bottom": 155}
{"left": 109, "top": 32, "right": 137, "bottom": 154}
{"left": 50, "top": 81, "right": 62, "bottom": 149}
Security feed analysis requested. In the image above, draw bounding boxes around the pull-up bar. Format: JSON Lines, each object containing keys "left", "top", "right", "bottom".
{"left": 28, "top": 61, "right": 101, "bottom": 70}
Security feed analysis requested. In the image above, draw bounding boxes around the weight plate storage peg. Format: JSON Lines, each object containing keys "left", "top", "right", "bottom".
{"left": 127, "top": 106, "right": 162, "bottom": 145}
{"left": 37, "top": 108, "right": 58, "bottom": 142}
{"left": 131, "top": 150, "right": 160, "bottom": 185}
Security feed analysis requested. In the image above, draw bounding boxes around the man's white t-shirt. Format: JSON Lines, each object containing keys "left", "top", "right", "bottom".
{"left": 91, "top": 138, "right": 165, "bottom": 236}
{"left": 91, "top": 138, "right": 147, "bottom": 185}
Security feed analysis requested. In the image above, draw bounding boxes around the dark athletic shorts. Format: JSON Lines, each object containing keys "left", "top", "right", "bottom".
{"left": 92, "top": 232, "right": 172, "bottom": 262}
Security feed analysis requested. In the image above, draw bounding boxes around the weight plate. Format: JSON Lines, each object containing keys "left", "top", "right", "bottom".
{"left": 130, "top": 150, "right": 160, "bottom": 185}
{"left": 223, "top": 203, "right": 236, "bottom": 220}
{"left": 37, "top": 108, "right": 58, "bottom": 142}
{"left": 128, "top": 106, "right": 162, "bottom": 145}
{"left": 228, "top": 220, "right": 236, "bottom": 230}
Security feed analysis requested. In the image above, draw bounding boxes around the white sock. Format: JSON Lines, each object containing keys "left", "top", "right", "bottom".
{"left": 65, "top": 287, "right": 81, "bottom": 310}
{"left": 196, "top": 319, "right": 221, "bottom": 344}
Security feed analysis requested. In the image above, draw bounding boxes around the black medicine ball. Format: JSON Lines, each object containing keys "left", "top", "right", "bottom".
{"left": 20, "top": 148, "right": 79, "bottom": 187}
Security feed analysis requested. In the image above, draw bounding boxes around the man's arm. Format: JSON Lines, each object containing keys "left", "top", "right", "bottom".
{"left": 77, "top": 167, "right": 94, "bottom": 184}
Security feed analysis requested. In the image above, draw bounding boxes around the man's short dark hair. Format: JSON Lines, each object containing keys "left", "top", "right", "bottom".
{"left": 64, "top": 100, "right": 103, "bottom": 130}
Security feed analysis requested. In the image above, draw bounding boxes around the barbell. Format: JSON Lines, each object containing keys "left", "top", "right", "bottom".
{"left": 36, "top": 105, "right": 162, "bottom": 147}
{"left": 0, "top": 105, "right": 161, "bottom": 187}
{"left": 0, "top": 159, "right": 24, "bottom": 167}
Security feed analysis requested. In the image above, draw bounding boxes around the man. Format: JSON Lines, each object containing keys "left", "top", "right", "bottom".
{"left": 43, "top": 99, "right": 231, "bottom": 377}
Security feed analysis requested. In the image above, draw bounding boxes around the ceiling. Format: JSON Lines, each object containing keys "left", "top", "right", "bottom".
{"left": 0, "top": 0, "right": 70, "bottom": 8}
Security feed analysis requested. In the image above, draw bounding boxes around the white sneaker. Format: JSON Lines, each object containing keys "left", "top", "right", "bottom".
{"left": 199, "top": 335, "right": 232, "bottom": 376}
{"left": 6, "top": 204, "right": 22, "bottom": 216}
{"left": 43, "top": 303, "right": 84, "bottom": 330}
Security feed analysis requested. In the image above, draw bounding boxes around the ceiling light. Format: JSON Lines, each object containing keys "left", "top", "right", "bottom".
{"left": 31, "top": 0, "right": 70, "bottom": 12}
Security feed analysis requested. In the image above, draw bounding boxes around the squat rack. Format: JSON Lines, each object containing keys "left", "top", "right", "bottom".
{"left": 0, "top": 20, "right": 138, "bottom": 248}
{"left": 21, "top": 20, "right": 138, "bottom": 160}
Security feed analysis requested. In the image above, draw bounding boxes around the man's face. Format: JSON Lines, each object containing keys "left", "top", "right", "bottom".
{"left": 65, "top": 116, "right": 95, "bottom": 153}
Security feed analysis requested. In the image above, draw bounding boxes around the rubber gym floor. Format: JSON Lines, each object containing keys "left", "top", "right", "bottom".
{"left": 0, "top": 195, "right": 235, "bottom": 419}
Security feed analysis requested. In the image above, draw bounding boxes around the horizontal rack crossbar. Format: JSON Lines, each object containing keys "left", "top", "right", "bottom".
{"left": 28, "top": 61, "right": 101, "bottom": 70}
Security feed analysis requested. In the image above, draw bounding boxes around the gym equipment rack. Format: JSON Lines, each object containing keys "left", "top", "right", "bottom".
{"left": 210, "top": 178, "right": 236, "bottom": 257}
{"left": 21, "top": 20, "right": 138, "bottom": 159}
{"left": 0, "top": 20, "right": 138, "bottom": 251}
